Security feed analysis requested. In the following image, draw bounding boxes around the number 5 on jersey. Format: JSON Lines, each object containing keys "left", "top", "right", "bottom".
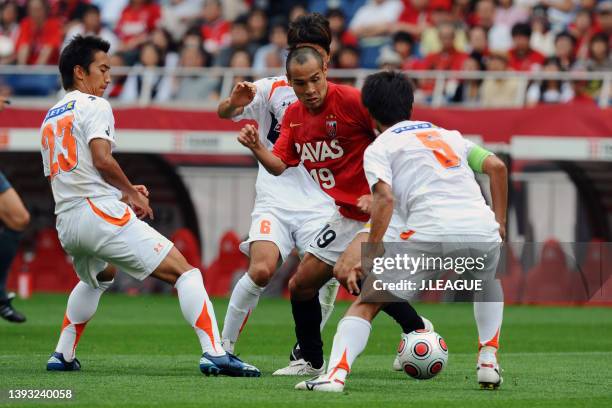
{"left": 416, "top": 130, "right": 460, "bottom": 169}
{"left": 41, "top": 115, "right": 78, "bottom": 178}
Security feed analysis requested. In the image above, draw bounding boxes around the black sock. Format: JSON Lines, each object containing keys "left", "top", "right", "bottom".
{"left": 0, "top": 227, "right": 22, "bottom": 302}
{"left": 291, "top": 295, "right": 324, "bottom": 369}
{"left": 382, "top": 302, "right": 424, "bottom": 333}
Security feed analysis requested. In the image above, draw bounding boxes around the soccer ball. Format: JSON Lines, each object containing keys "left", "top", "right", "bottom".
{"left": 396, "top": 329, "right": 448, "bottom": 380}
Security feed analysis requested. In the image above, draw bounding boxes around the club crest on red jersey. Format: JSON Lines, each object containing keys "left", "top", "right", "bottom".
{"left": 325, "top": 114, "right": 337, "bottom": 138}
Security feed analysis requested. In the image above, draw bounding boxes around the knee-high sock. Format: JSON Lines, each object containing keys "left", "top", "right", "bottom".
{"left": 326, "top": 316, "right": 372, "bottom": 383}
{"left": 319, "top": 278, "right": 339, "bottom": 331}
{"left": 55, "top": 279, "right": 113, "bottom": 361}
{"left": 382, "top": 301, "right": 424, "bottom": 333}
{"left": 474, "top": 279, "right": 504, "bottom": 349}
{"left": 0, "top": 227, "right": 22, "bottom": 301}
{"left": 222, "top": 273, "right": 265, "bottom": 344}
{"left": 175, "top": 269, "right": 224, "bottom": 356}
{"left": 291, "top": 295, "right": 324, "bottom": 369}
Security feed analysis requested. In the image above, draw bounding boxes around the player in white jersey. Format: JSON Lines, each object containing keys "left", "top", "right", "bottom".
{"left": 42, "top": 35, "right": 259, "bottom": 377}
{"left": 297, "top": 71, "right": 508, "bottom": 392}
{"left": 216, "top": 14, "right": 340, "bottom": 374}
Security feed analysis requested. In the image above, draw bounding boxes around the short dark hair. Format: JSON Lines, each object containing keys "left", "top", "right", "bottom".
{"left": 59, "top": 35, "right": 110, "bottom": 90}
{"left": 511, "top": 22, "right": 532, "bottom": 38}
{"left": 392, "top": 31, "right": 414, "bottom": 46}
{"left": 362, "top": 71, "right": 414, "bottom": 126}
{"left": 555, "top": 31, "right": 576, "bottom": 45}
{"left": 287, "top": 12, "right": 332, "bottom": 54}
{"left": 285, "top": 46, "right": 324, "bottom": 76}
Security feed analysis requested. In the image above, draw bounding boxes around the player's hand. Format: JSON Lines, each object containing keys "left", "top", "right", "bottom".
{"left": 229, "top": 81, "right": 256, "bottom": 108}
{"left": 127, "top": 190, "right": 154, "bottom": 220}
{"left": 237, "top": 124, "right": 261, "bottom": 150}
{"left": 133, "top": 184, "right": 149, "bottom": 197}
{"left": 357, "top": 194, "right": 373, "bottom": 214}
{"left": 498, "top": 223, "right": 506, "bottom": 241}
{"left": 347, "top": 262, "right": 364, "bottom": 295}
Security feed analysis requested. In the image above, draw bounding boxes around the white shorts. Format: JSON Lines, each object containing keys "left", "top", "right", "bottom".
{"left": 239, "top": 203, "right": 335, "bottom": 261}
{"left": 307, "top": 210, "right": 370, "bottom": 266}
{"left": 56, "top": 198, "right": 173, "bottom": 289}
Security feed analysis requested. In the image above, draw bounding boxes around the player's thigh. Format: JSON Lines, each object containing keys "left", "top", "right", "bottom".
{"left": 150, "top": 246, "right": 193, "bottom": 284}
{"left": 0, "top": 187, "right": 30, "bottom": 231}
{"left": 306, "top": 212, "right": 367, "bottom": 266}
{"left": 240, "top": 210, "right": 293, "bottom": 262}
{"left": 246, "top": 240, "right": 281, "bottom": 286}
{"left": 334, "top": 231, "right": 369, "bottom": 288}
{"left": 289, "top": 252, "right": 334, "bottom": 300}
{"left": 293, "top": 207, "right": 335, "bottom": 257}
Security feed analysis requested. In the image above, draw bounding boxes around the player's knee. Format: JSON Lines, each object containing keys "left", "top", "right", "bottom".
{"left": 248, "top": 262, "right": 274, "bottom": 287}
{"left": 288, "top": 273, "right": 316, "bottom": 300}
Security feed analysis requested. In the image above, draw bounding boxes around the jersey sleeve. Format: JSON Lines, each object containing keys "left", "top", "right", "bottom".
{"left": 231, "top": 78, "right": 269, "bottom": 122}
{"left": 83, "top": 98, "right": 116, "bottom": 148}
{"left": 364, "top": 141, "right": 392, "bottom": 190}
{"left": 464, "top": 138, "right": 493, "bottom": 173}
{"left": 272, "top": 110, "right": 300, "bottom": 167}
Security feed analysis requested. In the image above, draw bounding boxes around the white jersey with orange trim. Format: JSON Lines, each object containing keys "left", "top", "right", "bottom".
{"left": 364, "top": 121, "right": 500, "bottom": 240}
{"left": 233, "top": 75, "right": 334, "bottom": 211}
{"left": 40, "top": 90, "right": 121, "bottom": 214}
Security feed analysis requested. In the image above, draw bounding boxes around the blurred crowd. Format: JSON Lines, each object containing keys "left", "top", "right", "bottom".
{"left": 0, "top": 0, "right": 610, "bottom": 106}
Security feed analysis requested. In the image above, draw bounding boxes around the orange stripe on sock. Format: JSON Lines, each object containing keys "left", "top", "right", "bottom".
{"left": 238, "top": 309, "right": 251, "bottom": 334}
{"left": 328, "top": 348, "right": 350, "bottom": 379}
{"left": 195, "top": 301, "right": 218, "bottom": 352}
{"left": 479, "top": 329, "right": 500, "bottom": 350}
{"left": 72, "top": 322, "right": 87, "bottom": 355}
{"left": 86, "top": 198, "right": 131, "bottom": 226}
{"left": 61, "top": 313, "right": 71, "bottom": 330}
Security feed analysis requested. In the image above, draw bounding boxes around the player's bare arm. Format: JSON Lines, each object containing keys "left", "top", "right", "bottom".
{"left": 217, "top": 81, "right": 257, "bottom": 118}
{"left": 89, "top": 138, "right": 154, "bottom": 219}
{"left": 346, "top": 181, "right": 393, "bottom": 295}
{"left": 237, "top": 124, "right": 287, "bottom": 175}
{"left": 482, "top": 155, "right": 508, "bottom": 241}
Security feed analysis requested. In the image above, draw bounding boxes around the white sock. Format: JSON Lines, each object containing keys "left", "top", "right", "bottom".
{"left": 222, "top": 273, "right": 265, "bottom": 344}
{"left": 474, "top": 280, "right": 504, "bottom": 349}
{"left": 55, "top": 280, "right": 113, "bottom": 362}
{"left": 319, "top": 278, "right": 339, "bottom": 331}
{"left": 175, "top": 269, "right": 224, "bottom": 356}
{"left": 326, "top": 316, "right": 372, "bottom": 383}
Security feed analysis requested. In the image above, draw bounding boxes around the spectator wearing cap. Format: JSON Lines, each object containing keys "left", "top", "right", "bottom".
{"left": 196, "top": 0, "right": 230, "bottom": 55}
{"left": 526, "top": 57, "right": 574, "bottom": 106}
{"left": 63, "top": 5, "right": 119, "bottom": 55}
{"left": 214, "top": 15, "right": 258, "bottom": 67}
{"left": 481, "top": 51, "right": 522, "bottom": 107}
{"left": 508, "top": 22, "right": 545, "bottom": 71}
{"left": 115, "top": 0, "right": 161, "bottom": 58}
{"left": 253, "top": 17, "right": 288, "bottom": 71}
{"left": 16, "top": 0, "right": 62, "bottom": 65}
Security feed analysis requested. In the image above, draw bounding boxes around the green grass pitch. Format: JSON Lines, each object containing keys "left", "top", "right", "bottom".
{"left": 1, "top": 294, "right": 611, "bottom": 407}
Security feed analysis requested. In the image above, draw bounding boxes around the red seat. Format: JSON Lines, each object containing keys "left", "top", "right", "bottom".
{"left": 204, "top": 231, "right": 248, "bottom": 296}
{"left": 171, "top": 228, "right": 202, "bottom": 270}
{"left": 30, "top": 228, "right": 77, "bottom": 292}
{"left": 522, "top": 239, "right": 574, "bottom": 304}
{"left": 588, "top": 243, "right": 612, "bottom": 304}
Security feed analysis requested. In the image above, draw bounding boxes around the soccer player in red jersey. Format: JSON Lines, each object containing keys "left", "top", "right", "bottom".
{"left": 238, "top": 46, "right": 428, "bottom": 374}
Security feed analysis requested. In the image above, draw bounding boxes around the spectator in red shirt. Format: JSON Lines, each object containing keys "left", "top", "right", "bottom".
{"left": 15, "top": 0, "right": 63, "bottom": 65}
{"left": 508, "top": 22, "right": 545, "bottom": 71}
{"left": 394, "top": 0, "right": 430, "bottom": 38}
{"left": 198, "top": 0, "right": 231, "bottom": 54}
{"left": 569, "top": 9, "right": 596, "bottom": 61}
{"left": 115, "top": 0, "right": 161, "bottom": 56}
{"left": 419, "top": 22, "right": 468, "bottom": 71}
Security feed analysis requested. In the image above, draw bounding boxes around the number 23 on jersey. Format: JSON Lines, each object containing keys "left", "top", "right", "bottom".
{"left": 41, "top": 115, "right": 78, "bottom": 178}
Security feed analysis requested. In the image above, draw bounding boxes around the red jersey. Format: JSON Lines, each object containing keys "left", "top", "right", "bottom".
{"left": 115, "top": 4, "right": 161, "bottom": 42}
{"left": 508, "top": 48, "right": 545, "bottom": 72}
{"left": 15, "top": 17, "right": 63, "bottom": 64}
{"left": 273, "top": 82, "right": 375, "bottom": 221}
